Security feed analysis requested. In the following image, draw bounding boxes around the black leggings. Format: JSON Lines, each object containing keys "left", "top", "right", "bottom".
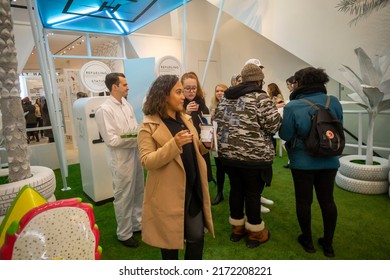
{"left": 291, "top": 168, "right": 338, "bottom": 245}
{"left": 214, "top": 157, "right": 226, "bottom": 189}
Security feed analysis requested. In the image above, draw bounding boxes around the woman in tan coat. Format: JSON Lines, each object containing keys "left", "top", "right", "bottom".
{"left": 138, "top": 74, "right": 214, "bottom": 260}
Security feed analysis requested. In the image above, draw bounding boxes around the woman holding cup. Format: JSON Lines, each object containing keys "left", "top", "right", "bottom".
{"left": 138, "top": 74, "right": 214, "bottom": 260}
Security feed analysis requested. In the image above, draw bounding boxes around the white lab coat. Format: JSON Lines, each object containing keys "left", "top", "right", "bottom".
{"left": 95, "top": 96, "right": 144, "bottom": 241}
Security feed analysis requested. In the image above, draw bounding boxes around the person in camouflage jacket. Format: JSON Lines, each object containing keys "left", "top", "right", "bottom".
{"left": 214, "top": 63, "right": 281, "bottom": 249}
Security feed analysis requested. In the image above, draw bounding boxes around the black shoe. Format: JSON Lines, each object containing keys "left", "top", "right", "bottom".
{"left": 318, "top": 238, "right": 335, "bottom": 258}
{"left": 120, "top": 237, "right": 139, "bottom": 248}
{"left": 211, "top": 193, "right": 224, "bottom": 205}
{"left": 283, "top": 164, "right": 290, "bottom": 168}
{"left": 298, "top": 234, "right": 316, "bottom": 253}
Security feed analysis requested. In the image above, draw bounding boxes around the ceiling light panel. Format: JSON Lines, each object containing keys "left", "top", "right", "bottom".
{"left": 36, "top": 0, "right": 191, "bottom": 35}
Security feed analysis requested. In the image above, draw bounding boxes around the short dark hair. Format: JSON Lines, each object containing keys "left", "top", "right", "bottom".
{"left": 105, "top": 72, "right": 125, "bottom": 92}
{"left": 286, "top": 76, "right": 295, "bottom": 84}
{"left": 143, "top": 75, "right": 180, "bottom": 118}
{"left": 293, "top": 67, "right": 329, "bottom": 86}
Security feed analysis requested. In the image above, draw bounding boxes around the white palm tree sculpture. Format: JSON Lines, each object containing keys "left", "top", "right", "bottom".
{"left": 0, "top": 0, "right": 31, "bottom": 182}
{"left": 339, "top": 47, "right": 390, "bottom": 165}
{"left": 336, "top": 0, "right": 390, "bottom": 25}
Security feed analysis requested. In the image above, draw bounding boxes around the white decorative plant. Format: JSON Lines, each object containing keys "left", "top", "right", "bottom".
{"left": 339, "top": 47, "right": 390, "bottom": 165}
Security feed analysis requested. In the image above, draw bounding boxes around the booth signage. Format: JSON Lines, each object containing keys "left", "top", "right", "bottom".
{"left": 156, "top": 56, "right": 182, "bottom": 77}
{"left": 79, "top": 61, "right": 111, "bottom": 93}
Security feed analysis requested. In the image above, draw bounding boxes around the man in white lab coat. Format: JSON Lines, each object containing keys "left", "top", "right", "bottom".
{"left": 95, "top": 72, "right": 144, "bottom": 248}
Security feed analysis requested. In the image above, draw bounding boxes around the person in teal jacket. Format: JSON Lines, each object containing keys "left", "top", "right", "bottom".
{"left": 279, "top": 67, "right": 343, "bottom": 258}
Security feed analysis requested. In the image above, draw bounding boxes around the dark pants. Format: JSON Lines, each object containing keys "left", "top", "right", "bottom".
{"left": 26, "top": 123, "right": 39, "bottom": 142}
{"left": 161, "top": 209, "right": 204, "bottom": 260}
{"left": 291, "top": 168, "right": 338, "bottom": 245}
{"left": 36, "top": 117, "right": 43, "bottom": 136}
{"left": 214, "top": 157, "right": 226, "bottom": 190}
{"left": 203, "top": 152, "right": 215, "bottom": 183}
{"left": 224, "top": 166, "right": 266, "bottom": 225}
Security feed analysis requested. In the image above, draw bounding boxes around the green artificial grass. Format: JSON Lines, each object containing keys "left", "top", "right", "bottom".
{"left": 54, "top": 149, "right": 390, "bottom": 260}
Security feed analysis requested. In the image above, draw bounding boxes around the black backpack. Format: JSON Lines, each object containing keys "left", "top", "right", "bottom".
{"left": 301, "top": 96, "right": 345, "bottom": 157}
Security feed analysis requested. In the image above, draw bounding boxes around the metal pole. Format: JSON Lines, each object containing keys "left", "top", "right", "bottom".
{"left": 27, "top": 0, "right": 70, "bottom": 191}
{"left": 182, "top": 0, "right": 187, "bottom": 72}
{"left": 201, "top": 0, "right": 225, "bottom": 87}
{"left": 358, "top": 112, "right": 363, "bottom": 155}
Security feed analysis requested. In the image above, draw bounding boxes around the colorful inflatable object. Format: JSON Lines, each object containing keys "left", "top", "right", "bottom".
{"left": 0, "top": 186, "right": 102, "bottom": 260}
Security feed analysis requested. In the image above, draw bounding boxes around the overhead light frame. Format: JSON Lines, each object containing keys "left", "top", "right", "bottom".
{"left": 36, "top": 0, "right": 191, "bottom": 35}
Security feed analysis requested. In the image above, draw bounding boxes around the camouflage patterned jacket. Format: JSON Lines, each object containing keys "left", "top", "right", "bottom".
{"left": 214, "top": 83, "right": 282, "bottom": 168}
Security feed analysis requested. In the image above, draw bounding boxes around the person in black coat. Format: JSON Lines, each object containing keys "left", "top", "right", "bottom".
{"left": 22, "top": 97, "right": 39, "bottom": 143}
{"left": 181, "top": 72, "right": 216, "bottom": 185}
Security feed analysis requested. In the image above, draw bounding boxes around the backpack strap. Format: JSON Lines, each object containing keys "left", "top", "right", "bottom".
{"left": 324, "top": 95, "right": 331, "bottom": 109}
{"left": 301, "top": 95, "right": 331, "bottom": 110}
{"left": 300, "top": 98, "right": 319, "bottom": 110}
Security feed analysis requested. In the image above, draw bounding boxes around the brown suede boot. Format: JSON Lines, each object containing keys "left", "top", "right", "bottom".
{"left": 229, "top": 217, "right": 246, "bottom": 242}
{"left": 245, "top": 221, "right": 270, "bottom": 248}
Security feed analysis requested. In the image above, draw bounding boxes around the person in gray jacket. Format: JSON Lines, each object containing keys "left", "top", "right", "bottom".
{"left": 214, "top": 63, "right": 281, "bottom": 249}
{"left": 279, "top": 67, "right": 343, "bottom": 258}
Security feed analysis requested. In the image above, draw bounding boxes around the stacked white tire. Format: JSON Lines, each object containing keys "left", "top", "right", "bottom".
{"left": 0, "top": 166, "right": 56, "bottom": 217}
{"left": 336, "top": 155, "right": 389, "bottom": 195}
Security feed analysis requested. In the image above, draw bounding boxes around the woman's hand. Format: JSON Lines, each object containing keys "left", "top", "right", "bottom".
{"left": 175, "top": 130, "right": 193, "bottom": 148}
{"left": 186, "top": 101, "right": 199, "bottom": 114}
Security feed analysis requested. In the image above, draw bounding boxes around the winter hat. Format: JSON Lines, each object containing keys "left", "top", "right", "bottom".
{"left": 245, "top": 58, "right": 264, "bottom": 69}
{"left": 241, "top": 63, "right": 265, "bottom": 82}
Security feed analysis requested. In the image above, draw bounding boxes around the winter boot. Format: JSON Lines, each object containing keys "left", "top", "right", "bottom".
{"left": 229, "top": 217, "right": 247, "bottom": 242}
{"left": 245, "top": 221, "right": 270, "bottom": 248}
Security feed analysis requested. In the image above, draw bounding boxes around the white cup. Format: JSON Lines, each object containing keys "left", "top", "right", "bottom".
{"left": 200, "top": 125, "right": 213, "bottom": 143}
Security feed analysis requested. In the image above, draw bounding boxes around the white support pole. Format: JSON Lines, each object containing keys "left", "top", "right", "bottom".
{"left": 358, "top": 112, "right": 363, "bottom": 155}
{"left": 44, "top": 36, "right": 70, "bottom": 190}
{"left": 86, "top": 33, "right": 92, "bottom": 57}
{"left": 27, "top": 0, "right": 70, "bottom": 191}
{"left": 201, "top": 0, "right": 225, "bottom": 87}
{"left": 182, "top": 0, "right": 187, "bottom": 72}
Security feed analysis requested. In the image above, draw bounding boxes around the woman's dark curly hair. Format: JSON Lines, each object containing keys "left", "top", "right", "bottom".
{"left": 143, "top": 75, "right": 180, "bottom": 118}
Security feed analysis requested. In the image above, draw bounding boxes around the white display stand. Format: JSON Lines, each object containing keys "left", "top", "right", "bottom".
{"left": 73, "top": 97, "right": 113, "bottom": 203}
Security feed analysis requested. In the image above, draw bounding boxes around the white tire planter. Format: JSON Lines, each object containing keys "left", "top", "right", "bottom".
{"left": 0, "top": 166, "right": 56, "bottom": 216}
{"left": 338, "top": 155, "right": 389, "bottom": 181}
{"left": 337, "top": 155, "right": 389, "bottom": 195}
{"left": 336, "top": 171, "right": 389, "bottom": 195}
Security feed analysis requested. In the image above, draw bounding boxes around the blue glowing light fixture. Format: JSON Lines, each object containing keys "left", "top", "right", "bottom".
{"left": 36, "top": 0, "right": 191, "bottom": 35}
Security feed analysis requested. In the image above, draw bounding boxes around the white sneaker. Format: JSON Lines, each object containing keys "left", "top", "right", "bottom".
{"left": 261, "top": 205, "right": 270, "bottom": 213}
{"left": 261, "top": 197, "right": 274, "bottom": 205}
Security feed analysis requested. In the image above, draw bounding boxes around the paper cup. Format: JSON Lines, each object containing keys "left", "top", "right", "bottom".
{"left": 200, "top": 125, "right": 213, "bottom": 143}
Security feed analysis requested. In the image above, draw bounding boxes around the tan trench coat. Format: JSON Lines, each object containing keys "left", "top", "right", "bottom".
{"left": 137, "top": 113, "right": 214, "bottom": 249}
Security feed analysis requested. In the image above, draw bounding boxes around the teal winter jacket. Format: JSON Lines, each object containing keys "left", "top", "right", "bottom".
{"left": 279, "top": 91, "right": 343, "bottom": 170}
